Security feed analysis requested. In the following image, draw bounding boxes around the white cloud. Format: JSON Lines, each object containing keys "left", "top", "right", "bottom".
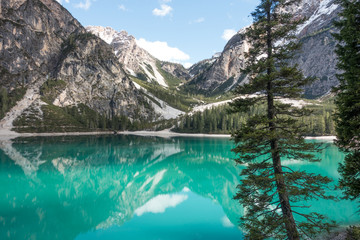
{"left": 195, "top": 17, "right": 205, "bottom": 23}
{"left": 221, "top": 216, "right": 235, "bottom": 228}
{"left": 56, "top": 0, "right": 69, "bottom": 4}
{"left": 153, "top": 4, "right": 173, "bottom": 17}
{"left": 118, "top": 4, "right": 127, "bottom": 11}
{"left": 182, "top": 187, "right": 191, "bottom": 192}
{"left": 189, "top": 17, "right": 205, "bottom": 24}
{"left": 183, "top": 63, "right": 193, "bottom": 69}
{"left": 135, "top": 194, "right": 188, "bottom": 216}
{"left": 136, "top": 38, "right": 190, "bottom": 63}
{"left": 75, "top": 0, "right": 91, "bottom": 10}
{"left": 222, "top": 29, "right": 237, "bottom": 41}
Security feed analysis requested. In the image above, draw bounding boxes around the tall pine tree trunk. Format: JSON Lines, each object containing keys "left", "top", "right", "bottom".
{"left": 233, "top": 0, "right": 336, "bottom": 238}
{"left": 268, "top": 78, "right": 300, "bottom": 240}
{"left": 265, "top": 1, "right": 299, "bottom": 239}
{"left": 272, "top": 141, "right": 300, "bottom": 240}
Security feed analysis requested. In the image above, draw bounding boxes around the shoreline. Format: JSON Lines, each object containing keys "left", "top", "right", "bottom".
{"left": 304, "top": 135, "right": 336, "bottom": 141}
{"left": 0, "top": 129, "right": 231, "bottom": 140}
{"left": 0, "top": 128, "right": 336, "bottom": 141}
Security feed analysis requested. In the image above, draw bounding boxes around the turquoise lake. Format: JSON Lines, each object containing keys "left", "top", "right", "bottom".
{"left": 0, "top": 135, "right": 359, "bottom": 240}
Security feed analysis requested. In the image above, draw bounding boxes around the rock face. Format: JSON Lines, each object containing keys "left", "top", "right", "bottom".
{"left": 159, "top": 61, "right": 191, "bottom": 81}
{"left": 0, "top": 0, "right": 81, "bottom": 89}
{"left": 187, "top": 0, "right": 341, "bottom": 98}
{"left": 186, "top": 30, "right": 250, "bottom": 95}
{"left": 53, "top": 33, "right": 147, "bottom": 118}
{"left": 188, "top": 53, "right": 220, "bottom": 78}
{"left": 0, "top": 0, "right": 153, "bottom": 130}
{"left": 87, "top": 26, "right": 191, "bottom": 87}
{"left": 86, "top": 27, "right": 155, "bottom": 79}
{"left": 292, "top": 0, "right": 341, "bottom": 98}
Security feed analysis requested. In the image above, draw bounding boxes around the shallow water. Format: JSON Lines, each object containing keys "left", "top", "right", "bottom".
{"left": 0, "top": 135, "right": 358, "bottom": 240}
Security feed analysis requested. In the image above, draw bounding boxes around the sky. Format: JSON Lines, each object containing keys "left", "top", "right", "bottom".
{"left": 56, "top": 0, "right": 259, "bottom": 67}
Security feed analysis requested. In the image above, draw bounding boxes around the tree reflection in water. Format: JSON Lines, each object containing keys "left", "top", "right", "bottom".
{"left": 0, "top": 135, "right": 243, "bottom": 240}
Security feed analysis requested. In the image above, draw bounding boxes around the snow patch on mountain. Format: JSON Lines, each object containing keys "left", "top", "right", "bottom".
{"left": 192, "top": 95, "right": 314, "bottom": 114}
{"left": 86, "top": 26, "right": 119, "bottom": 44}
{"left": 132, "top": 82, "right": 183, "bottom": 120}
{"left": 296, "top": 0, "right": 339, "bottom": 35}
{"left": 191, "top": 99, "right": 233, "bottom": 113}
{"left": 126, "top": 67, "right": 137, "bottom": 77}
{"left": 140, "top": 62, "right": 168, "bottom": 88}
{"left": 87, "top": 26, "right": 169, "bottom": 88}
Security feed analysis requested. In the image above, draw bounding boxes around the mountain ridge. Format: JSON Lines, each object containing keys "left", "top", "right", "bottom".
{"left": 185, "top": 0, "right": 341, "bottom": 98}
{"left": 0, "top": 0, "right": 343, "bottom": 133}
{"left": 86, "top": 26, "right": 191, "bottom": 88}
{"left": 0, "top": 0, "right": 155, "bottom": 132}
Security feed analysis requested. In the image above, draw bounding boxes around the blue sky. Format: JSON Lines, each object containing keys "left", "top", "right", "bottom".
{"left": 56, "top": 0, "right": 258, "bottom": 67}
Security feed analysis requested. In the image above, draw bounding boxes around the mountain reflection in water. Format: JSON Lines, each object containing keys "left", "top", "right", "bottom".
{"left": 0, "top": 135, "right": 242, "bottom": 240}
{"left": 0, "top": 135, "right": 358, "bottom": 240}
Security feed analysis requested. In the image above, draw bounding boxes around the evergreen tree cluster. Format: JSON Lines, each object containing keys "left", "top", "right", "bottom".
{"left": 333, "top": 0, "right": 360, "bottom": 203}
{"left": 13, "top": 102, "right": 157, "bottom": 133}
{"left": 0, "top": 87, "right": 26, "bottom": 119}
{"left": 174, "top": 103, "right": 335, "bottom": 136}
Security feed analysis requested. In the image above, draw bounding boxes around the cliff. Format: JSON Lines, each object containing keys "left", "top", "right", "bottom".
{"left": 0, "top": 0, "right": 154, "bottom": 132}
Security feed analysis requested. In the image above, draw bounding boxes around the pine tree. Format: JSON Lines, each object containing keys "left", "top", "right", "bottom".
{"left": 230, "top": 0, "right": 336, "bottom": 239}
{"left": 0, "top": 87, "right": 8, "bottom": 118}
{"left": 333, "top": 0, "right": 360, "bottom": 203}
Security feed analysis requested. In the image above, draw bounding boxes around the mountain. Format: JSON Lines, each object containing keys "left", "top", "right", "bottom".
{"left": 292, "top": 0, "right": 341, "bottom": 98}
{"left": 188, "top": 53, "right": 221, "bottom": 78}
{"left": 87, "top": 26, "right": 192, "bottom": 120}
{"left": 0, "top": 0, "right": 155, "bottom": 133}
{"left": 86, "top": 26, "right": 191, "bottom": 88}
{"left": 186, "top": 0, "right": 341, "bottom": 98}
{"left": 0, "top": 0, "right": 343, "bottom": 134}
{"left": 186, "top": 29, "right": 250, "bottom": 96}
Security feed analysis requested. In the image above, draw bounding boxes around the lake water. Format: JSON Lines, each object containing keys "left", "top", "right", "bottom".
{"left": 0, "top": 135, "right": 359, "bottom": 240}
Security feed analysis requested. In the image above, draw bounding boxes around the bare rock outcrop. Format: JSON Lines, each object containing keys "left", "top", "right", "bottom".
{"left": 87, "top": 26, "right": 191, "bottom": 87}
{"left": 187, "top": 0, "right": 341, "bottom": 98}
{"left": 0, "top": 0, "right": 153, "bottom": 131}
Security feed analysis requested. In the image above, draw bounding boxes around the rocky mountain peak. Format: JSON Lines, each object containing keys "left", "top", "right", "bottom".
{"left": 0, "top": 0, "right": 155, "bottom": 132}
{"left": 86, "top": 26, "right": 132, "bottom": 45}
{"left": 284, "top": 0, "right": 323, "bottom": 17}
{"left": 87, "top": 26, "right": 191, "bottom": 87}
{"left": 187, "top": 0, "right": 341, "bottom": 98}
